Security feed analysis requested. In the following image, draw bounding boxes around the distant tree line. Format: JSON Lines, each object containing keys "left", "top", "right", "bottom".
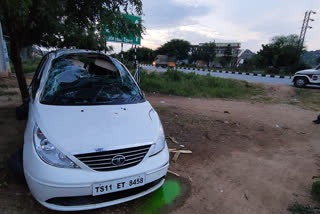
{"left": 116, "top": 39, "right": 236, "bottom": 68}
{"left": 119, "top": 35, "right": 311, "bottom": 75}
{"left": 240, "top": 34, "right": 310, "bottom": 74}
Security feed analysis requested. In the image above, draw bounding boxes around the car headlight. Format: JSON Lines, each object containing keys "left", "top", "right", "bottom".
{"left": 149, "top": 122, "right": 166, "bottom": 157}
{"left": 33, "top": 124, "right": 79, "bottom": 168}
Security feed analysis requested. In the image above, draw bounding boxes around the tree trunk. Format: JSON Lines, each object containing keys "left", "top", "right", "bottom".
{"left": 10, "top": 39, "right": 29, "bottom": 103}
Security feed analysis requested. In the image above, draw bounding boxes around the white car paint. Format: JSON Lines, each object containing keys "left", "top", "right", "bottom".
{"left": 23, "top": 49, "right": 169, "bottom": 211}
{"left": 293, "top": 65, "right": 320, "bottom": 86}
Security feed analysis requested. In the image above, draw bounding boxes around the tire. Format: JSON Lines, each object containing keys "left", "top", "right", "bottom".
{"left": 294, "top": 77, "right": 307, "bottom": 88}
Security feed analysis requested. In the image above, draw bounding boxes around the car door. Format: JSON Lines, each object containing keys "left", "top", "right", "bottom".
{"left": 28, "top": 54, "right": 50, "bottom": 121}
{"left": 16, "top": 54, "right": 49, "bottom": 120}
{"left": 314, "top": 65, "right": 320, "bottom": 83}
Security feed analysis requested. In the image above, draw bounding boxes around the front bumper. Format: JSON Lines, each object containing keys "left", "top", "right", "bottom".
{"left": 23, "top": 140, "right": 169, "bottom": 211}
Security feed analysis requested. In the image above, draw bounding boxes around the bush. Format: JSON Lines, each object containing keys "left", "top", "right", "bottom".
{"left": 288, "top": 202, "right": 320, "bottom": 214}
{"left": 312, "top": 181, "right": 320, "bottom": 201}
{"left": 266, "top": 67, "right": 279, "bottom": 75}
{"left": 140, "top": 69, "right": 263, "bottom": 99}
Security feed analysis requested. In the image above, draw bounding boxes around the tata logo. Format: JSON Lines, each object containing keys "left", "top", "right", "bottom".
{"left": 111, "top": 155, "right": 126, "bottom": 166}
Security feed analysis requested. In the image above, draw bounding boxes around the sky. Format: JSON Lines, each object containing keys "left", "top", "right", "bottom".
{"left": 112, "top": 0, "right": 320, "bottom": 53}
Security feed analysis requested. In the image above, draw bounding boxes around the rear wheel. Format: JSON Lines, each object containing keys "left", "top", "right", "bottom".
{"left": 294, "top": 77, "right": 307, "bottom": 88}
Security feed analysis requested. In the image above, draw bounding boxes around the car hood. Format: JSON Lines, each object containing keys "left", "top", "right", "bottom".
{"left": 34, "top": 101, "right": 160, "bottom": 155}
{"left": 296, "top": 69, "right": 317, "bottom": 75}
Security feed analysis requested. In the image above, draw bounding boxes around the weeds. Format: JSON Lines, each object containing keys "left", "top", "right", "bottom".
{"left": 288, "top": 202, "right": 320, "bottom": 214}
{"left": 140, "top": 69, "right": 263, "bottom": 99}
{"left": 312, "top": 181, "right": 320, "bottom": 201}
{"left": 293, "top": 88, "right": 320, "bottom": 111}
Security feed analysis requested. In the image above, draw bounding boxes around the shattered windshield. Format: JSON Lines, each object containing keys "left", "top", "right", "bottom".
{"left": 41, "top": 53, "right": 144, "bottom": 105}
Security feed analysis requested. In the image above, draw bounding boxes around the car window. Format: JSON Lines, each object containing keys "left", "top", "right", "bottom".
{"left": 40, "top": 53, "right": 144, "bottom": 105}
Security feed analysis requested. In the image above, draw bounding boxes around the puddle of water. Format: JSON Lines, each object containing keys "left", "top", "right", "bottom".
{"left": 135, "top": 179, "right": 181, "bottom": 214}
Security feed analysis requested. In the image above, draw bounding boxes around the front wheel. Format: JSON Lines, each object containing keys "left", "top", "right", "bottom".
{"left": 294, "top": 77, "right": 307, "bottom": 88}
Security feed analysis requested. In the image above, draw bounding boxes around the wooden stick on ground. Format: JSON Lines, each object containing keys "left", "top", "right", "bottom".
{"left": 168, "top": 170, "right": 180, "bottom": 177}
{"left": 172, "top": 151, "right": 181, "bottom": 162}
{"left": 170, "top": 150, "right": 192, "bottom": 154}
{"left": 168, "top": 136, "right": 179, "bottom": 144}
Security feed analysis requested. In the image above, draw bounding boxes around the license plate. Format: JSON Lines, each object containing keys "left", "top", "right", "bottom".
{"left": 92, "top": 174, "right": 145, "bottom": 196}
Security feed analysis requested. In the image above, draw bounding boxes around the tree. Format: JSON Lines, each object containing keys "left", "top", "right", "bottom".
{"left": 198, "top": 42, "right": 216, "bottom": 67}
{"left": 189, "top": 46, "right": 201, "bottom": 64}
{"left": 0, "top": 0, "right": 143, "bottom": 102}
{"left": 256, "top": 34, "right": 303, "bottom": 73}
{"left": 112, "top": 47, "right": 155, "bottom": 64}
{"left": 126, "top": 47, "right": 155, "bottom": 63}
{"left": 155, "top": 39, "right": 191, "bottom": 61}
{"left": 317, "top": 56, "right": 320, "bottom": 65}
{"left": 220, "top": 44, "right": 233, "bottom": 68}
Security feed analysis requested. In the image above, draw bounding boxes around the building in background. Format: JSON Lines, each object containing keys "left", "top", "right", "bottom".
{"left": 193, "top": 42, "right": 241, "bottom": 57}
{"left": 191, "top": 42, "right": 241, "bottom": 67}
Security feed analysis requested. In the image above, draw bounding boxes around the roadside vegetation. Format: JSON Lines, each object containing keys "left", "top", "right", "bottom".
{"left": 10, "top": 57, "right": 41, "bottom": 74}
{"left": 288, "top": 202, "right": 320, "bottom": 214}
{"left": 140, "top": 69, "right": 264, "bottom": 99}
{"left": 287, "top": 177, "right": 320, "bottom": 214}
{"left": 292, "top": 88, "right": 320, "bottom": 111}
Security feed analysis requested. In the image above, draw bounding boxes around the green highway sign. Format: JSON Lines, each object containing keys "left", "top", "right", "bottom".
{"left": 105, "top": 14, "right": 141, "bottom": 45}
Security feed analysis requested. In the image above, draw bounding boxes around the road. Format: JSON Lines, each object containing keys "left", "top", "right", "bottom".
{"left": 142, "top": 65, "right": 293, "bottom": 85}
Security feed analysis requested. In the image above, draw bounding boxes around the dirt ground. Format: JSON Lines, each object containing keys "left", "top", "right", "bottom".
{"left": 0, "top": 74, "right": 320, "bottom": 214}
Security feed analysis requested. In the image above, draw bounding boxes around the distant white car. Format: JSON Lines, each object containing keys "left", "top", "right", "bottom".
{"left": 23, "top": 49, "right": 169, "bottom": 211}
{"left": 293, "top": 65, "right": 320, "bottom": 87}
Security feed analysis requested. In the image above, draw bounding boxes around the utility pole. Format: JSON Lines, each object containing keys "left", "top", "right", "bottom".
{"left": 298, "top": 10, "right": 316, "bottom": 52}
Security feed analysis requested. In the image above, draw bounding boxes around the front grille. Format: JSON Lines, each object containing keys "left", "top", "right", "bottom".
{"left": 74, "top": 145, "right": 151, "bottom": 171}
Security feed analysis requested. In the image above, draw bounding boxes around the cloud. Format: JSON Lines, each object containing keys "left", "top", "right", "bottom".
{"left": 131, "top": 0, "right": 320, "bottom": 53}
{"left": 142, "top": 0, "right": 210, "bottom": 29}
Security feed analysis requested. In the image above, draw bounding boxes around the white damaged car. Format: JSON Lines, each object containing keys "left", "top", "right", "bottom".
{"left": 293, "top": 64, "right": 320, "bottom": 87}
{"left": 23, "top": 49, "right": 169, "bottom": 211}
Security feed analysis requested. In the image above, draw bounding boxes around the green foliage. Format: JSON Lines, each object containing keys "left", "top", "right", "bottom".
{"left": 140, "top": 69, "right": 263, "bottom": 99}
{"left": 317, "top": 57, "right": 320, "bottom": 65}
{"left": 288, "top": 202, "right": 320, "bottom": 214}
{"left": 198, "top": 42, "right": 216, "bottom": 66}
{"left": 0, "top": 0, "right": 144, "bottom": 49}
{"left": 155, "top": 39, "right": 191, "bottom": 60}
{"left": 189, "top": 42, "right": 216, "bottom": 65}
{"left": 113, "top": 47, "right": 155, "bottom": 64}
{"left": 312, "top": 181, "right": 320, "bottom": 201}
{"left": 255, "top": 34, "right": 305, "bottom": 74}
{"left": 220, "top": 44, "right": 233, "bottom": 67}
{"left": 1, "top": 0, "right": 144, "bottom": 99}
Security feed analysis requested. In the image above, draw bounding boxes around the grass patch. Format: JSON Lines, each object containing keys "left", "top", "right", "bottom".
{"left": 22, "top": 64, "right": 38, "bottom": 73}
{"left": 10, "top": 57, "right": 41, "bottom": 73}
{"left": 293, "top": 88, "right": 320, "bottom": 111}
{"left": 288, "top": 202, "right": 320, "bottom": 214}
{"left": 140, "top": 69, "right": 264, "bottom": 99}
